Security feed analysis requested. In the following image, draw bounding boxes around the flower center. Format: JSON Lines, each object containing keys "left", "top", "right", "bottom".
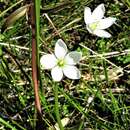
{"left": 57, "top": 59, "right": 65, "bottom": 68}
{"left": 89, "top": 21, "right": 99, "bottom": 31}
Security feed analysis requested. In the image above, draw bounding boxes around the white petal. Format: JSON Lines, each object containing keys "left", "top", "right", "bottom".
{"left": 51, "top": 66, "right": 63, "bottom": 81}
{"left": 84, "top": 7, "right": 93, "bottom": 24}
{"left": 92, "top": 3, "right": 105, "bottom": 20}
{"left": 93, "top": 29, "right": 111, "bottom": 38}
{"left": 65, "top": 51, "right": 82, "bottom": 65}
{"left": 97, "top": 17, "right": 116, "bottom": 29}
{"left": 40, "top": 54, "right": 57, "bottom": 69}
{"left": 63, "top": 65, "right": 81, "bottom": 80}
{"left": 55, "top": 39, "right": 68, "bottom": 59}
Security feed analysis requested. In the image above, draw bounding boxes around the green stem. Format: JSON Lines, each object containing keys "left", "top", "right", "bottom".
{"left": 31, "top": 0, "right": 44, "bottom": 129}
{"left": 102, "top": 40, "right": 108, "bottom": 84}
{"left": 31, "top": 1, "right": 41, "bottom": 114}
{"left": 53, "top": 83, "right": 64, "bottom": 130}
{"left": 34, "top": 0, "right": 40, "bottom": 64}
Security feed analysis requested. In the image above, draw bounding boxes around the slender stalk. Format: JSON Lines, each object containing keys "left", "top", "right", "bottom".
{"left": 30, "top": 3, "right": 41, "bottom": 115}
{"left": 53, "top": 83, "right": 64, "bottom": 130}
{"left": 102, "top": 43, "right": 108, "bottom": 84}
{"left": 34, "top": 0, "right": 40, "bottom": 59}
{"left": 30, "top": 0, "right": 45, "bottom": 129}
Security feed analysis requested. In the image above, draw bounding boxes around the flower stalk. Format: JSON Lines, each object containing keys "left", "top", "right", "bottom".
{"left": 30, "top": 0, "right": 44, "bottom": 129}
{"left": 53, "top": 83, "right": 64, "bottom": 130}
{"left": 30, "top": 1, "right": 41, "bottom": 115}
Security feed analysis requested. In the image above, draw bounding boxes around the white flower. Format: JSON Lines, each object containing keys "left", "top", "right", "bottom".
{"left": 40, "top": 39, "right": 82, "bottom": 81}
{"left": 84, "top": 3, "right": 116, "bottom": 38}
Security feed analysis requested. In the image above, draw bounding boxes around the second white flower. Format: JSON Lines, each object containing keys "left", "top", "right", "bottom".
{"left": 84, "top": 3, "right": 116, "bottom": 38}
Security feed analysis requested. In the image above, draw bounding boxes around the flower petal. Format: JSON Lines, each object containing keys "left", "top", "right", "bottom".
{"left": 63, "top": 65, "right": 81, "bottom": 80}
{"left": 65, "top": 51, "right": 82, "bottom": 65}
{"left": 93, "top": 29, "right": 111, "bottom": 38}
{"left": 92, "top": 3, "right": 105, "bottom": 20}
{"left": 97, "top": 17, "right": 116, "bottom": 29}
{"left": 84, "top": 7, "right": 93, "bottom": 24}
{"left": 51, "top": 66, "right": 63, "bottom": 81}
{"left": 55, "top": 39, "right": 68, "bottom": 59}
{"left": 40, "top": 54, "right": 57, "bottom": 69}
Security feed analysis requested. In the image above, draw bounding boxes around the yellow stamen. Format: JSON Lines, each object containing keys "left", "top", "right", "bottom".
{"left": 89, "top": 21, "right": 99, "bottom": 31}
{"left": 57, "top": 59, "right": 65, "bottom": 68}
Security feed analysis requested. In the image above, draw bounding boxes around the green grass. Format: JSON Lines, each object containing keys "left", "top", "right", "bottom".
{"left": 0, "top": 0, "right": 130, "bottom": 129}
